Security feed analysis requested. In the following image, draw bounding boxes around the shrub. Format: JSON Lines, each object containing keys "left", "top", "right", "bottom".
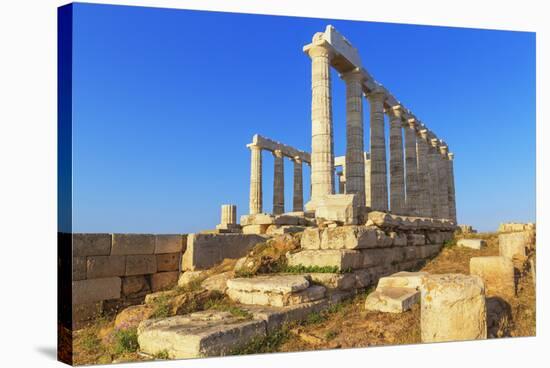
{"left": 113, "top": 328, "right": 139, "bottom": 355}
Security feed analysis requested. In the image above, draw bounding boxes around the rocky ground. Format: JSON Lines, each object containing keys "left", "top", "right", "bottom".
{"left": 72, "top": 232, "right": 535, "bottom": 365}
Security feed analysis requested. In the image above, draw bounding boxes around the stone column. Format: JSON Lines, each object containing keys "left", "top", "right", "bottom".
{"left": 404, "top": 118, "right": 420, "bottom": 216}
{"left": 304, "top": 38, "right": 335, "bottom": 210}
{"left": 220, "top": 204, "right": 237, "bottom": 225}
{"left": 273, "top": 149, "right": 285, "bottom": 215}
{"left": 428, "top": 138, "right": 441, "bottom": 218}
{"left": 416, "top": 129, "right": 432, "bottom": 217}
{"left": 342, "top": 68, "right": 366, "bottom": 205}
{"left": 447, "top": 152, "right": 457, "bottom": 222}
{"left": 367, "top": 89, "right": 388, "bottom": 212}
{"left": 387, "top": 106, "right": 406, "bottom": 215}
{"left": 364, "top": 152, "right": 371, "bottom": 207}
{"left": 337, "top": 171, "right": 345, "bottom": 194}
{"left": 247, "top": 143, "right": 262, "bottom": 214}
{"left": 438, "top": 143, "right": 450, "bottom": 219}
{"left": 292, "top": 156, "right": 304, "bottom": 212}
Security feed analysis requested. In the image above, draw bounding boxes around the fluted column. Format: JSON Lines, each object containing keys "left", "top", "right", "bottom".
{"left": 273, "top": 149, "right": 285, "bottom": 215}
{"left": 387, "top": 106, "right": 406, "bottom": 215}
{"left": 342, "top": 68, "right": 365, "bottom": 205}
{"left": 220, "top": 204, "right": 237, "bottom": 225}
{"left": 438, "top": 143, "right": 450, "bottom": 219}
{"left": 304, "top": 38, "right": 335, "bottom": 210}
{"left": 404, "top": 118, "right": 420, "bottom": 216}
{"left": 429, "top": 138, "right": 441, "bottom": 218}
{"left": 292, "top": 156, "right": 304, "bottom": 212}
{"left": 416, "top": 129, "right": 432, "bottom": 217}
{"left": 247, "top": 143, "right": 262, "bottom": 214}
{"left": 367, "top": 89, "right": 388, "bottom": 212}
{"left": 447, "top": 152, "right": 457, "bottom": 222}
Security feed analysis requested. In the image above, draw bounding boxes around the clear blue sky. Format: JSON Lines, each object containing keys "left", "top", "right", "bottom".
{"left": 71, "top": 3, "right": 536, "bottom": 233}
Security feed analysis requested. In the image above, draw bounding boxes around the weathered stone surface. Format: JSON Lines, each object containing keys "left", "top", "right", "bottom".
{"left": 115, "top": 304, "right": 155, "bottom": 330}
{"left": 389, "top": 232, "right": 408, "bottom": 246}
{"left": 421, "top": 274, "right": 487, "bottom": 343}
{"left": 240, "top": 213, "right": 275, "bottom": 226}
{"left": 377, "top": 271, "right": 428, "bottom": 290}
{"left": 73, "top": 256, "right": 87, "bottom": 281}
{"left": 125, "top": 255, "right": 157, "bottom": 276}
{"left": 86, "top": 255, "right": 126, "bottom": 279}
{"left": 366, "top": 211, "right": 398, "bottom": 229}
{"left": 273, "top": 214, "right": 301, "bottom": 226}
{"left": 365, "top": 287, "right": 420, "bottom": 313}
{"left": 151, "top": 271, "right": 179, "bottom": 292}
{"left": 425, "top": 232, "right": 444, "bottom": 244}
{"left": 73, "top": 233, "right": 111, "bottom": 257}
{"left": 137, "top": 311, "right": 267, "bottom": 358}
{"left": 287, "top": 249, "right": 363, "bottom": 270}
{"left": 498, "top": 222, "right": 536, "bottom": 233}
{"left": 415, "top": 244, "right": 442, "bottom": 259}
{"left": 177, "top": 271, "right": 205, "bottom": 288}
{"left": 73, "top": 277, "right": 121, "bottom": 304}
{"left": 266, "top": 225, "right": 306, "bottom": 235}
{"left": 457, "top": 238, "right": 486, "bottom": 250}
{"left": 181, "top": 233, "right": 267, "bottom": 271}
{"left": 301, "top": 226, "right": 384, "bottom": 250}
{"left": 308, "top": 272, "right": 355, "bottom": 290}
{"left": 112, "top": 234, "right": 155, "bottom": 255}
{"left": 202, "top": 272, "right": 234, "bottom": 293}
{"left": 228, "top": 275, "right": 309, "bottom": 294}
{"left": 227, "top": 285, "right": 326, "bottom": 307}
{"left": 361, "top": 248, "right": 403, "bottom": 268}
{"left": 499, "top": 232, "right": 529, "bottom": 259}
{"left": 156, "top": 253, "right": 180, "bottom": 272}
{"left": 407, "top": 233, "right": 425, "bottom": 246}
{"left": 242, "top": 224, "right": 270, "bottom": 234}
{"left": 315, "top": 194, "right": 360, "bottom": 225}
{"left": 122, "top": 275, "right": 150, "bottom": 296}
{"left": 354, "top": 269, "right": 371, "bottom": 288}
{"left": 470, "top": 256, "right": 515, "bottom": 297}
{"left": 154, "top": 234, "right": 183, "bottom": 254}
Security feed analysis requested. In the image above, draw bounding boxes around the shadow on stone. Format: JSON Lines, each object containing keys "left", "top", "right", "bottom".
{"left": 486, "top": 296, "right": 513, "bottom": 338}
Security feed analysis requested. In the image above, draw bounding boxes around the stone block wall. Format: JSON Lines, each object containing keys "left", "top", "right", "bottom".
{"left": 72, "top": 233, "right": 186, "bottom": 326}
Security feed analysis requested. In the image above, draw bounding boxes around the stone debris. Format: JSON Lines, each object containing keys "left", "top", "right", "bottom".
{"left": 227, "top": 275, "right": 310, "bottom": 294}
{"left": 470, "top": 256, "right": 515, "bottom": 297}
{"left": 201, "top": 271, "right": 234, "bottom": 293}
{"left": 457, "top": 238, "right": 486, "bottom": 250}
{"left": 365, "top": 287, "right": 420, "bottom": 313}
{"left": 420, "top": 274, "right": 487, "bottom": 343}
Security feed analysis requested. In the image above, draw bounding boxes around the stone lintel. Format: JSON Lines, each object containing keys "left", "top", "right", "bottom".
{"left": 250, "top": 134, "right": 310, "bottom": 164}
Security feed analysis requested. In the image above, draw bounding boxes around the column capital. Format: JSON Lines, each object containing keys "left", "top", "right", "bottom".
{"left": 247, "top": 143, "right": 262, "bottom": 151}
{"left": 340, "top": 67, "right": 364, "bottom": 83}
{"left": 439, "top": 145, "right": 449, "bottom": 155}
{"left": 303, "top": 36, "right": 336, "bottom": 59}
{"left": 406, "top": 118, "right": 418, "bottom": 130}
{"left": 273, "top": 149, "right": 284, "bottom": 158}
{"left": 365, "top": 87, "right": 386, "bottom": 102}
{"left": 448, "top": 152, "right": 455, "bottom": 160}
{"left": 430, "top": 138, "right": 440, "bottom": 149}
{"left": 386, "top": 105, "right": 404, "bottom": 120}
{"left": 293, "top": 156, "right": 302, "bottom": 164}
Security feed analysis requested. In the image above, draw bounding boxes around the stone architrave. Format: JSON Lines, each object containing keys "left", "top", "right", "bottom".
{"left": 247, "top": 143, "right": 262, "bottom": 214}
{"left": 387, "top": 106, "right": 406, "bottom": 215}
{"left": 342, "top": 68, "right": 366, "bottom": 205}
{"left": 428, "top": 137, "right": 441, "bottom": 218}
{"left": 272, "top": 149, "right": 285, "bottom": 215}
{"left": 404, "top": 118, "right": 420, "bottom": 216}
{"left": 367, "top": 89, "right": 388, "bottom": 212}
{"left": 437, "top": 143, "right": 451, "bottom": 219}
{"left": 292, "top": 156, "right": 304, "bottom": 212}
{"left": 304, "top": 36, "right": 335, "bottom": 211}
{"left": 447, "top": 152, "right": 457, "bottom": 222}
{"left": 416, "top": 128, "right": 431, "bottom": 217}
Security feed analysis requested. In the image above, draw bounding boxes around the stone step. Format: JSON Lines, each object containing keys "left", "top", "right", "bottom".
{"left": 376, "top": 271, "right": 428, "bottom": 291}
{"left": 227, "top": 285, "right": 326, "bottom": 307}
{"left": 227, "top": 275, "right": 310, "bottom": 294}
{"left": 364, "top": 287, "right": 420, "bottom": 313}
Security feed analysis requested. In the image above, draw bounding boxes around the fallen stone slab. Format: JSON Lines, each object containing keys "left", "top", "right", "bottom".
{"left": 421, "top": 274, "right": 487, "bottom": 343}
{"left": 137, "top": 311, "right": 266, "bottom": 359}
{"left": 308, "top": 272, "right": 356, "bottom": 290}
{"left": 470, "top": 256, "right": 515, "bottom": 297}
{"left": 377, "top": 271, "right": 429, "bottom": 291}
{"left": 227, "top": 285, "right": 326, "bottom": 307}
{"left": 227, "top": 275, "right": 310, "bottom": 294}
{"left": 457, "top": 238, "right": 486, "bottom": 250}
{"left": 202, "top": 271, "right": 234, "bottom": 293}
{"left": 364, "top": 287, "right": 420, "bottom": 313}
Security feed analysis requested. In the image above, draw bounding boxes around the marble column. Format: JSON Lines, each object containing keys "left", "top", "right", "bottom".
{"left": 304, "top": 39, "right": 335, "bottom": 210}
{"left": 387, "top": 106, "right": 406, "bottom": 215}
{"left": 337, "top": 171, "right": 345, "bottom": 194}
{"left": 438, "top": 143, "right": 450, "bottom": 219}
{"left": 342, "top": 68, "right": 366, "bottom": 205}
{"left": 447, "top": 152, "right": 457, "bottom": 222}
{"left": 293, "top": 156, "right": 304, "bottom": 212}
{"left": 416, "top": 129, "right": 432, "bottom": 217}
{"left": 367, "top": 89, "right": 388, "bottom": 212}
{"left": 364, "top": 152, "right": 371, "bottom": 207}
{"left": 404, "top": 118, "right": 420, "bottom": 216}
{"left": 247, "top": 143, "right": 262, "bottom": 214}
{"left": 428, "top": 138, "right": 441, "bottom": 218}
{"left": 273, "top": 149, "right": 285, "bottom": 215}
{"left": 220, "top": 204, "right": 237, "bottom": 225}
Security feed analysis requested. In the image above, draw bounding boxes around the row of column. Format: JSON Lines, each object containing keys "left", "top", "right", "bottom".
{"left": 247, "top": 144, "right": 305, "bottom": 215}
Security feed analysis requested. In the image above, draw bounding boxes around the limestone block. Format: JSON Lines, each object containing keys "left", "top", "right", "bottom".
{"left": 286, "top": 249, "right": 363, "bottom": 270}
{"left": 470, "top": 256, "right": 515, "bottom": 297}
{"left": 154, "top": 234, "right": 183, "bottom": 254}
{"left": 240, "top": 213, "right": 275, "bottom": 226}
{"left": 137, "top": 311, "right": 267, "bottom": 358}
{"left": 266, "top": 225, "right": 305, "bottom": 235}
{"left": 366, "top": 211, "right": 399, "bottom": 229}
{"left": 301, "top": 227, "right": 323, "bottom": 249}
{"left": 227, "top": 275, "right": 310, "bottom": 294}
{"left": 242, "top": 224, "right": 269, "bottom": 234}
{"left": 416, "top": 244, "right": 442, "bottom": 259}
{"left": 156, "top": 253, "right": 180, "bottom": 272}
{"left": 86, "top": 255, "right": 126, "bottom": 279}
{"left": 111, "top": 234, "right": 155, "bottom": 255}
{"left": 115, "top": 304, "right": 155, "bottom": 330}
{"left": 273, "top": 215, "right": 301, "bottom": 226}
{"left": 389, "top": 232, "right": 408, "bottom": 247}
{"left": 227, "top": 285, "right": 325, "bottom": 307}
{"left": 202, "top": 272, "right": 234, "bottom": 293}
{"left": 151, "top": 271, "right": 179, "bottom": 292}
{"left": 407, "top": 233, "right": 426, "bottom": 246}
{"left": 125, "top": 255, "right": 157, "bottom": 276}
{"left": 121, "top": 275, "right": 150, "bottom": 296}
{"left": 73, "top": 233, "right": 111, "bottom": 257}
{"left": 365, "top": 287, "right": 420, "bottom": 313}
{"left": 401, "top": 246, "right": 418, "bottom": 261}
{"left": 308, "top": 272, "right": 356, "bottom": 290}
{"left": 499, "top": 232, "right": 529, "bottom": 259}
{"left": 361, "top": 248, "right": 403, "bottom": 268}
{"left": 73, "top": 256, "right": 86, "bottom": 281}
{"left": 421, "top": 274, "right": 487, "bottom": 343}
{"left": 377, "top": 271, "right": 429, "bottom": 290}
{"left": 315, "top": 194, "right": 360, "bottom": 225}
{"left": 457, "top": 239, "right": 486, "bottom": 250}
{"left": 72, "top": 277, "right": 121, "bottom": 304}
{"left": 354, "top": 270, "right": 371, "bottom": 288}
{"left": 425, "top": 231, "right": 444, "bottom": 244}
{"left": 178, "top": 271, "right": 205, "bottom": 288}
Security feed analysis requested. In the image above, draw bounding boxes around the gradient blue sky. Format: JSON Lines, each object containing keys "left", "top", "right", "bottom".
{"left": 71, "top": 3, "right": 536, "bottom": 233}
